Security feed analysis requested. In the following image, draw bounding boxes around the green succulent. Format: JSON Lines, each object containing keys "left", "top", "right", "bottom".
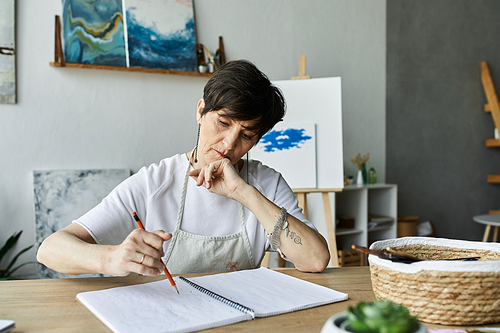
{"left": 0, "top": 231, "right": 34, "bottom": 280}
{"left": 347, "top": 300, "right": 419, "bottom": 333}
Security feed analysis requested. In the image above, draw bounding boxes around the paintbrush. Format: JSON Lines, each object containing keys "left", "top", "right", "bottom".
{"left": 351, "top": 245, "right": 419, "bottom": 263}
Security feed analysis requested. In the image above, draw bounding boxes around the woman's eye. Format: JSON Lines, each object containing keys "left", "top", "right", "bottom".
{"left": 243, "top": 134, "right": 254, "bottom": 141}
{"left": 218, "top": 120, "right": 229, "bottom": 127}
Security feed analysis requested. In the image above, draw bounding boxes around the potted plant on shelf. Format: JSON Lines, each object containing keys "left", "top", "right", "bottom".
{"left": 321, "top": 300, "right": 427, "bottom": 333}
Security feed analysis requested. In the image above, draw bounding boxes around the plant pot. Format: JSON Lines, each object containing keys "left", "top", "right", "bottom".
{"left": 320, "top": 311, "right": 428, "bottom": 333}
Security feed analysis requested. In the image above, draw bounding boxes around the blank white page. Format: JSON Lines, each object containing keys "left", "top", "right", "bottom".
{"left": 77, "top": 277, "right": 251, "bottom": 333}
{"left": 188, "top": 267, "right": 348, "bottom": 317}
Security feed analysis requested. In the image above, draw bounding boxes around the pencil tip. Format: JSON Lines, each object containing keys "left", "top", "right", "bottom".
{"left": 174, "top": 285, "right": 179, "bottom": 294}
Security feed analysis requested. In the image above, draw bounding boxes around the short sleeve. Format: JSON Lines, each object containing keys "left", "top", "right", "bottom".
{"left": 74, "top": 166, "right": 151, "bottom": 245}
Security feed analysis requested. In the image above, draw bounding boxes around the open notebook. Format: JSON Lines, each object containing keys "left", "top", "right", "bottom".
{"left": 76, "top": 267, "right": 348, "bottom": 333}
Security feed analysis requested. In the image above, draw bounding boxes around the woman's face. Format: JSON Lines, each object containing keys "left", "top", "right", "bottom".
{"left": 196, "top": 99, "right": 260, "bottom": 168}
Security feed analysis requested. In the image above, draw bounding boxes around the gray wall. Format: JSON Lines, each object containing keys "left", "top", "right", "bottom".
{"left": 1, "top": 0, "right": 386, "bottom": 278}
{"left": 387, "top": 0, "right": 500, "bottom": 240}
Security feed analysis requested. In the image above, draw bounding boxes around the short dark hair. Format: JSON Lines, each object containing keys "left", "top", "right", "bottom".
{"left": 202, "top": 60, "right": 286, "bottom": 140}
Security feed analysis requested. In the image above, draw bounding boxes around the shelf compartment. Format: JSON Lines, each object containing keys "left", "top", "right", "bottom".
{"left": 336, "top": 228, "right": 363, "bottom": 236}
{"left": 368, "top": 225, "right": 394, "bottom": 233}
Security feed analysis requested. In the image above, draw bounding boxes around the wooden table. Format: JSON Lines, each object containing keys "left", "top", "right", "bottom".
{"left": 1, "top": 267, "right": 498, "bottom": 332}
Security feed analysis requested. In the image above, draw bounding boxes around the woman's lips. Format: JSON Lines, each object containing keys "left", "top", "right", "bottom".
{"left": 216, "top": 150, "right": 230, "bottom": 159}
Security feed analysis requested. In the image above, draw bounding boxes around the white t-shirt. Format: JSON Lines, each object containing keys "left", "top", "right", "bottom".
{"left": 75, "top": 153, "right": 315, "bottom": 267}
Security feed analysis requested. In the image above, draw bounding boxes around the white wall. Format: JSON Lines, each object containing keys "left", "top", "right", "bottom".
{"left": 0, "top": 0, "right": 386, "bottom": 277}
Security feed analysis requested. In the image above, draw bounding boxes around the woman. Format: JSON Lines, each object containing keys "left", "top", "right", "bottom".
{"left": 37, "top": 60, "right": 330, "bottom": 276}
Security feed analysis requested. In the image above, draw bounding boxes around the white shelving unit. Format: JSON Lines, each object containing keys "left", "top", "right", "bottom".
{"left": 335, "top": 184, "right": 398, "bottom": 251}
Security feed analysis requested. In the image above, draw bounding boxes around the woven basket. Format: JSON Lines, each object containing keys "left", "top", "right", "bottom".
{"left": 369, "top": 237, "right": 500, "bottom": 325}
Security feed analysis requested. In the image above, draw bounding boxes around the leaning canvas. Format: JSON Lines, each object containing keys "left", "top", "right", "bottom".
{"left": 62, "top": 0, "right": 127, "bottom": 66}
{"left": 124, "top": 0, "right": 197, "bottom": 71}
{"left": 0, "top": 0, "right": 16, "bottom": 104}
{"left": 34, "top": 169, "right": 130, "bottom": 279}
{"left": 268, "top": 77, "right": 344, "bottom": 189}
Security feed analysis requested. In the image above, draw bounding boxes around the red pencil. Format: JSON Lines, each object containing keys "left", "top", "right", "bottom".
{"left": 132, "top": 212, "right": 179, "bottom": 294}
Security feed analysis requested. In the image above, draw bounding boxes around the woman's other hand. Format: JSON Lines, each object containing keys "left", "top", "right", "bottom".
{"left": 188, "top": 158, "right": 247, "bottom": 200}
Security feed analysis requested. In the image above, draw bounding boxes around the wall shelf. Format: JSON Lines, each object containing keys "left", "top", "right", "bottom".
{"left": 49, "top": 61, "right": 213, "bottom": 78}
{"left": 49, "top": 15, "right": 214, "bottom": 78}
{"left": 487, "top": 175, "right": 500, "bottom": 183}
{"left": 336, "top": 228, "right": 363, "bottom": 236}
{"left": 481, "top": 61, "right": 500, "bottom": 214}
{"left": 486, "top": 138, "right": 500, "bottom": 147}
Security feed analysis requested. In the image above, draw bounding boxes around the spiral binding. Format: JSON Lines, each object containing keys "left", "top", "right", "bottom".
{"left": 179, "top": 276, "right": 255, "bottom": 318}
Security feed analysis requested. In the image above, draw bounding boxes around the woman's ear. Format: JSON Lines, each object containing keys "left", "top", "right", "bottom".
{"left": 196, "top": 99, "right": 205, "bottom": 124}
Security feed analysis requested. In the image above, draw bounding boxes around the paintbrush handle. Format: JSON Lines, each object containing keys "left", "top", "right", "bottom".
{"left": 351, "top": 244, "right": 384, "bottom": 257}
{"left": 385, "top": 247, "right": 423, "bottom": 261}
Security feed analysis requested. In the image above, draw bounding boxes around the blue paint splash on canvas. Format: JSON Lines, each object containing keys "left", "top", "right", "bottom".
{"left": 259, "top": 128, "right": 312, "bottom": 152}
{"left": 126, "top": 9, "right": 197, "bottom": 71}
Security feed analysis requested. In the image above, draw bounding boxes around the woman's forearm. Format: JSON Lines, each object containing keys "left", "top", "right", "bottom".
{"left": 37, "top": 223, "right": 170, "bottom": 276}
{"left": 37, "top": 225, "right": 111, "bottom": 275}
{"left": 235, "top": 185, "right": 330, "bottom": 272}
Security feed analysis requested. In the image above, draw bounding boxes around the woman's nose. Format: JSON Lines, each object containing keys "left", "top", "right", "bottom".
{"left": 223, "top": 129, "right": 239, "bottom": 149}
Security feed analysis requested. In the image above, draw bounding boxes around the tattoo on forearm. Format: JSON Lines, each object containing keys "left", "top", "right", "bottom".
{"left": 282, "top": 220, "right": 303, "bottom": 245}
{"left": 288, "top": 231, "right": 303, "bottom": 245}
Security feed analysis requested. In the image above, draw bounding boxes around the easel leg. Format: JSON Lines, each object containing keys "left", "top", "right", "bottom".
{"left": 296, "top": 192, "right": 308, "bottom": 219}
{"left": 322, "top": 192, "right": 339, "bottom": 267}
{"left": 261, "top": 252, "right": 271, "bottom": 268}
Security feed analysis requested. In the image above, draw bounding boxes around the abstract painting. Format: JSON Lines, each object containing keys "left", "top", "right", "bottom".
{"left": 251, "top": 123, "right": 317, "bottom": 189}
{"left": 62, "top": 0, "right": 127, "bottom": 66}
{"left": 34, "top": 169, "right": 130, "bottom": 279}
{"left": 0, "top": 0, "right": 16, "bottom": 104}
{"left": 61, "top": 0, "right": 197, "bottom": 71}
{"left": 124, "top": 0, "right": 197, "bottom": 71}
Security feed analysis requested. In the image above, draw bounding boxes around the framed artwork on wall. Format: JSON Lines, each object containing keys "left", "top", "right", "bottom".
{"left": 0, "top": 0, "right": 16, "bottom": 104}
{"left": 62, "top": 0, "right": 197, "bottom": 72}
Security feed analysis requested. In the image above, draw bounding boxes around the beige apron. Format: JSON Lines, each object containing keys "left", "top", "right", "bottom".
{"left": 163, "top": 158, "right": 256, "bottom": 274}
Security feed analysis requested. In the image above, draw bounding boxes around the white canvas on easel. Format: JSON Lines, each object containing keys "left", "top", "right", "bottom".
{"left": 250, "top": 77, "right": 343, "bottom": 189}
{"left": 251, "top": 123, "right": 316, "bottom": 188}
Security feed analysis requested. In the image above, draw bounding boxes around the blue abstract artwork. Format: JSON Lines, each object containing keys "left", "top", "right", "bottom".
{"left": 62, "top": 0, "right": 127, "bottom": 66}
{"left": 34, "top": 169, "right": 130, "bottom": 279}
{"left": 124, "top": 0, "right": 197, "bottom": 71}
{"left": 251, "top": 123, "right": 317, "bottom": 189}
{"left": 61, "top": 0, "right": 197, "bottom": 71}
{"left": 259, "top": 128, "right": 312, "bottom": 153}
